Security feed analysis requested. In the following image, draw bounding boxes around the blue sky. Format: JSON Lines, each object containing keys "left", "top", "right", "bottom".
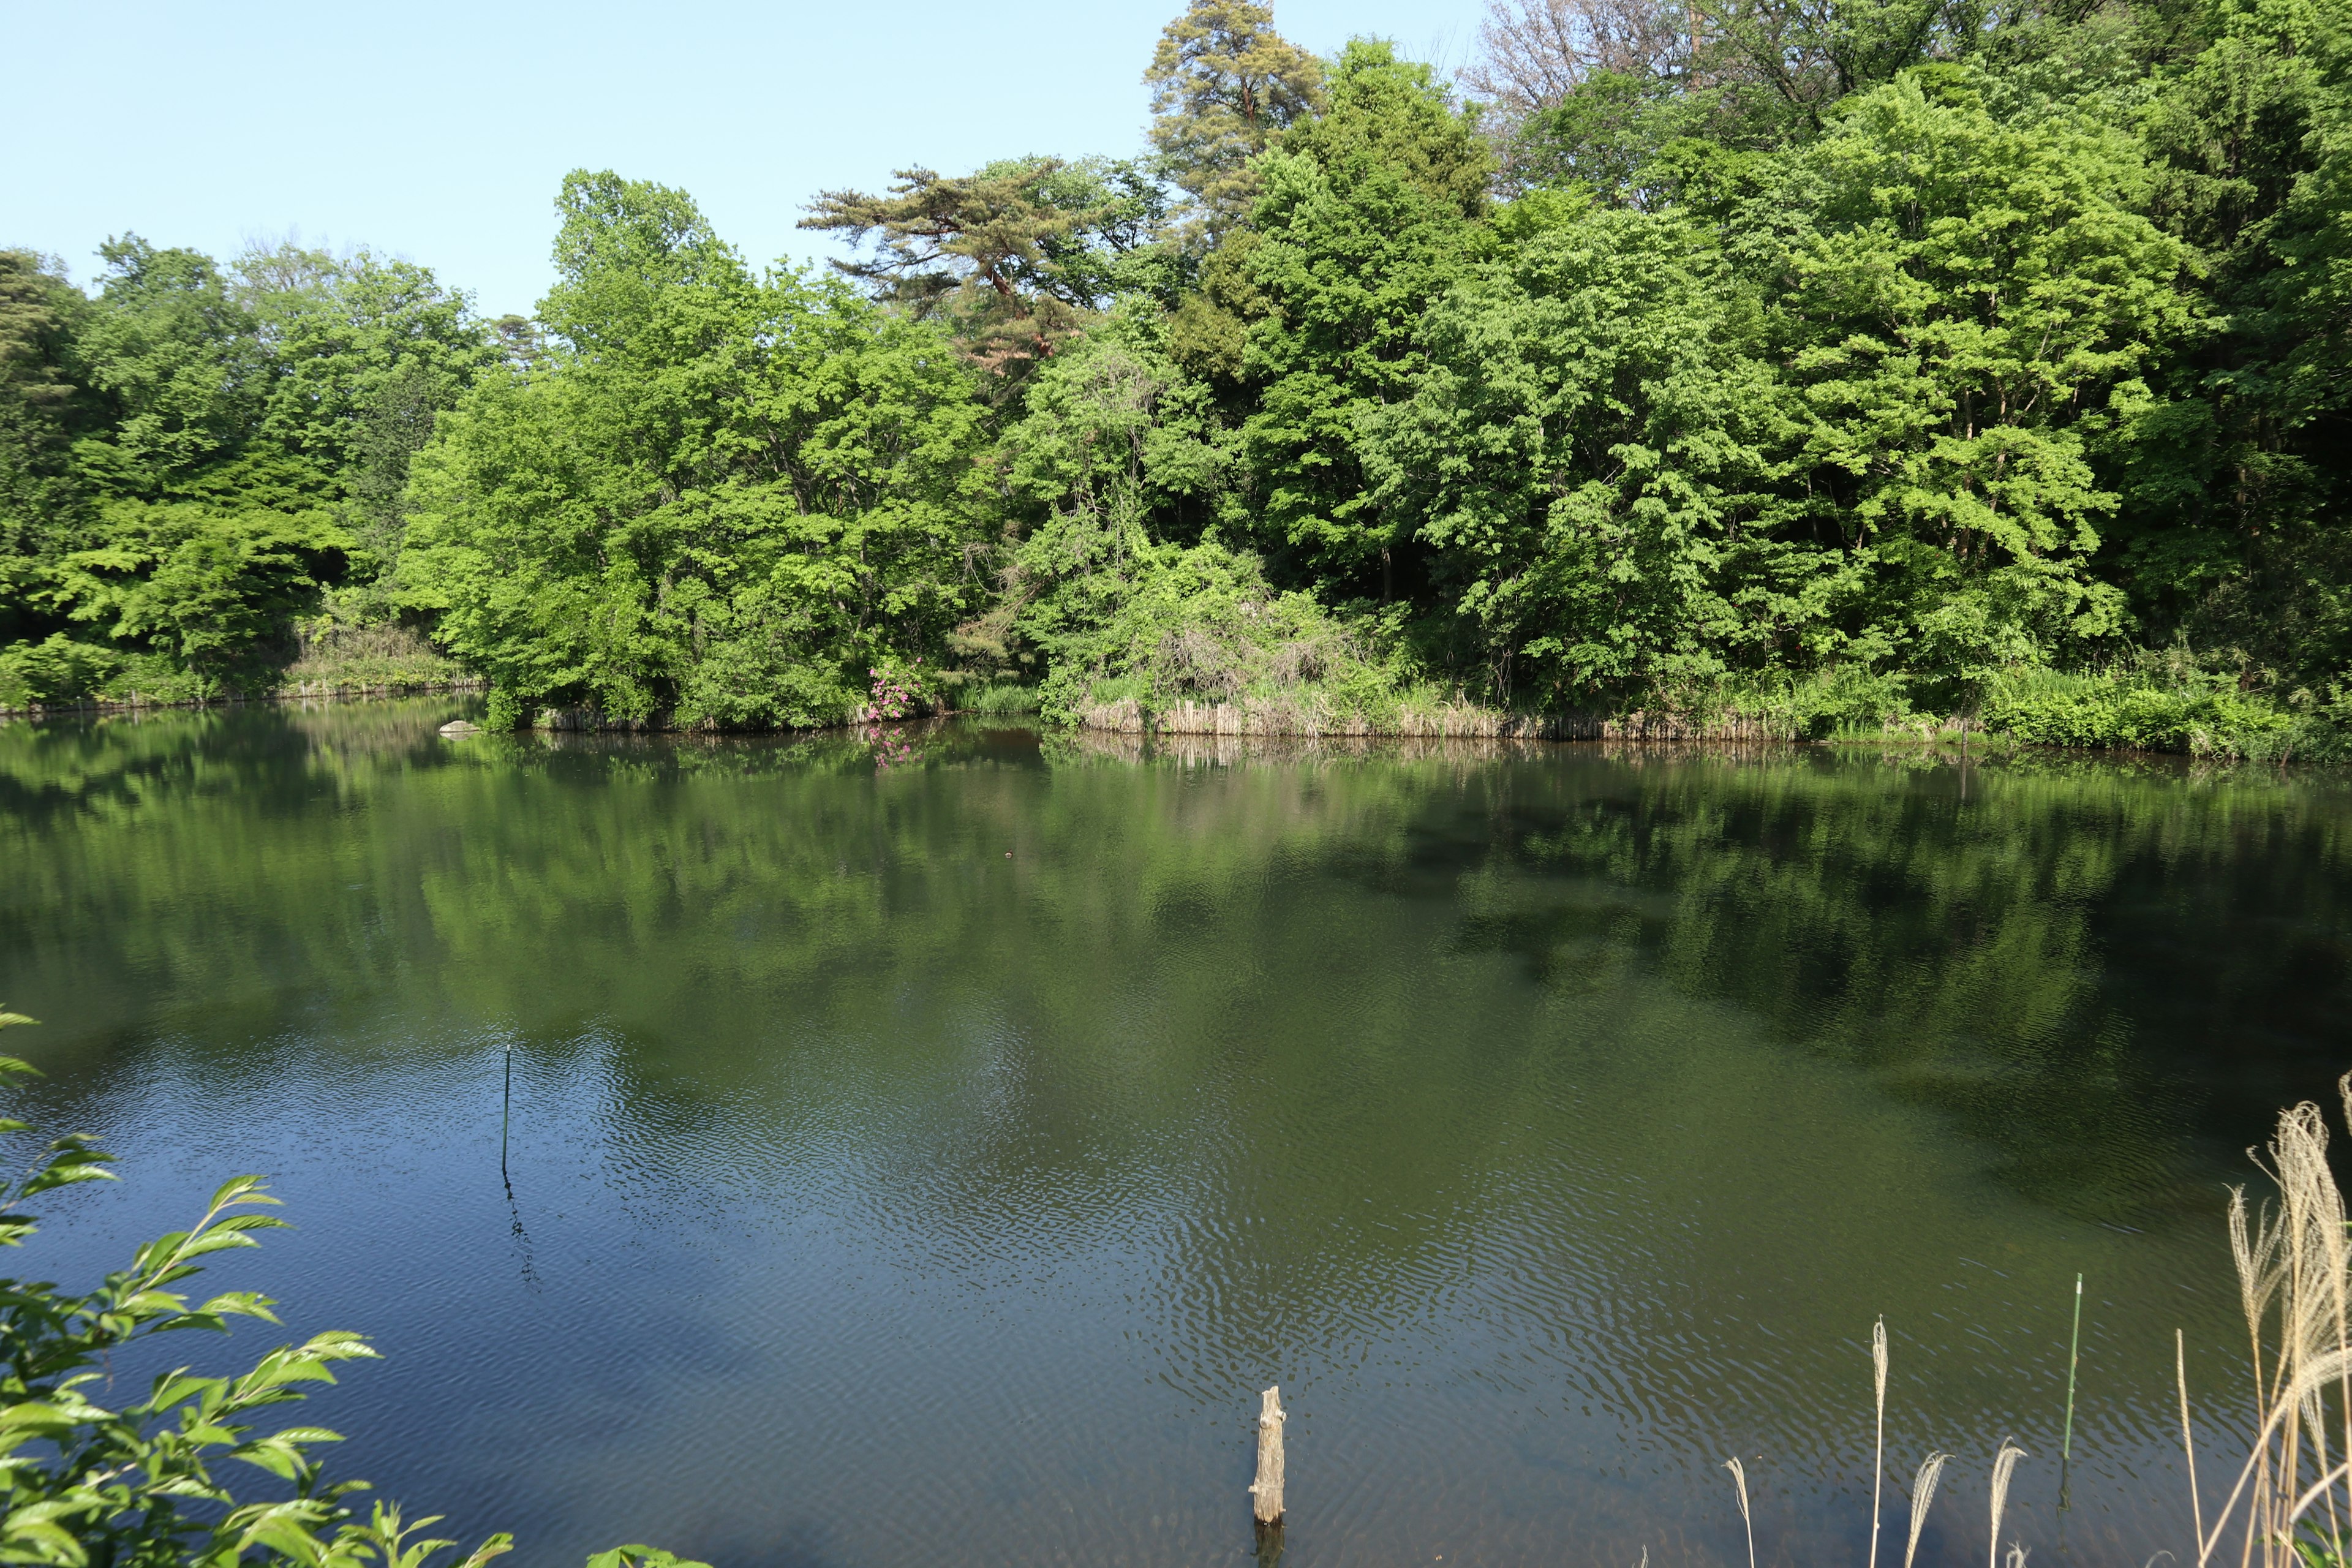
{"left": 4, "top": 0, "right": 1487, "bottom": 318}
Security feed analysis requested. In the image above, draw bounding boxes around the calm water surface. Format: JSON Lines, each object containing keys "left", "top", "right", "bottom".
{"left": 3, "top": 701, "right": 2348, "bottom": 1568}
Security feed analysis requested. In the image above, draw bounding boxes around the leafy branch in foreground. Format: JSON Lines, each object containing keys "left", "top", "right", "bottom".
{"left": 0, "top": 1008, "right": 706, "bottom": 1568}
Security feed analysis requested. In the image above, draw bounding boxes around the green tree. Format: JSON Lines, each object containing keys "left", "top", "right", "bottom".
{"left": 1367, "top": 192, "right": 1837, "bottom": 704}
{"left": 1690, "top": 0, "right": 1991, "bottom": 133}
{"left": 1237, "top": 39, "right": 1495, "bottom": 594}
{"left": 1507, "top": 69, "right": 1694, "bottom": 208}
{"left": 1756, "top": 72, "right": 2195, "bottom": 688}
{"left": 1000, "top": 311, "right": 1232, "bottom": 695}
{"left": 405, "top": 171, "right": 995, "bottom": 729}
{"left": 251, "top": 254, "right": 489, "bottom": 473}
{"left": 801, "top": 158, "right": 1162, "bottom": 372}
{"left": 14, "top": 240, "right": 359, "bottom": 693}
{"left": 1144, "top": 0, "right": 1328, "bottom": 239}
{"left": 69, "top": 238, "right": 265, "bottom": 497}
{"left": 2121, "top": 0, "right": 2352, "bottom": 679}
{"left": 56, "top": 501, "right": 347, "bottom": 676}
{"left": 0, "top": 252, "right": 97, "bottom": 650}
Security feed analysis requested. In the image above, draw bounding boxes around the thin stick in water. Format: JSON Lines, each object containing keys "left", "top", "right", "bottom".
{"left": 2064, "top": 1273, "right": 2084, "bottom": 1461}
{"left": 501, "top": 1048, "right": 511, "bottom": 1178}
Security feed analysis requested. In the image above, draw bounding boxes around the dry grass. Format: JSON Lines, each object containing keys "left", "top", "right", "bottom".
{"left": 279, "top": 620, "right": 470, "bottom": 695}
{"left": 1873, "top": 1317, "right": 1890, "bottom": 1568}
{"left": 1905, "top": 1452, "right": 1951, "bottom": 1568}
{"left": 1722, "top": 1327, "right": 2021, "bottom": 1568}
{"left": 1988, "top": 1439, "right": 2026, "bottom": 1568}
{"left": 1705, "top": 1078, "right": 2352, "bottom": 1568}
{"left": 2180, "top": 1077, "right": 2352, "bottom": 1568}
{"left": 1722, "top": 1457, "right": 1755, "bottom": 1568}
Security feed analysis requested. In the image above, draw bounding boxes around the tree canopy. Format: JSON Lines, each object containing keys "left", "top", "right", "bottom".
{"left": 6, "top": 0, "right": 2352, "bottom": 755}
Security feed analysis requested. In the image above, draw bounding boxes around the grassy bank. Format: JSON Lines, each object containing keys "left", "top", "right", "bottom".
{"left": 0, "top": 622, "right": 480, "bottom": 715}
{"left": 13, "top": 610, "right": 2347, "bottom": 768}
{"left": 1047, "top": 662, "right": 2352, "bottom": 761}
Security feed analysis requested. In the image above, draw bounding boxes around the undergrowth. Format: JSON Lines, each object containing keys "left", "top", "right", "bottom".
{"left": 956, "top": 682, "right": 1044, "bottom": 716}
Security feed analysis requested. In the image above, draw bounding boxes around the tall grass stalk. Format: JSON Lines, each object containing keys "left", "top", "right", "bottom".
{"left": 2192, "top": 1078, "right": 2352, "bottom": 1568}
{"left": 1712, "top": 1082, "right": 2352, "bottom": 1568}
{"left": 1989, "top": 1439, "right": 2026, "bottom": 1568}
{"left": 1904, "top": 1452, "right": 1951, "bottom": 1568}
{"left": 1724, "top": 1457, "right": 1756, "bottom": 1568}
{"left": 962, "top": 682, "right": 1042, "bottom": 717}
{"left": 1872, "top": 1316, "right": 1890, "bottom": 1568}
{"left": 2063, "top": 1273, "right": 2082, "bottom": 1461}
{"left": 2179, "top": 1329, "right": 2205, "bottom": 1556}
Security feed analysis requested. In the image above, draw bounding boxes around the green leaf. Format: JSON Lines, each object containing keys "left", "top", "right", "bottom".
{"left": 586, "top": 1547, "right": 714, "bottom": 1568}
{"left": 193, "top": 1290, "right": 281, "bottom": 1322}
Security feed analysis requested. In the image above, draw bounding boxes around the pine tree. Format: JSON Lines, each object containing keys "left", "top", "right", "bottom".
{"left": 1145, "top": 0, "right": 1327, "bottom": 240}
{"left": 802, "top": 160, "right": 1129, "bottom": 372}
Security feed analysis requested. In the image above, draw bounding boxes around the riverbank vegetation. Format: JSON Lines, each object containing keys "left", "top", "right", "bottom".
{"left": 6, "top": 0, "right": 2350, "bottom": 754}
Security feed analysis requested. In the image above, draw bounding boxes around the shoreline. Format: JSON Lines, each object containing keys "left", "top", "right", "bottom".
{"left": 0, "top": 677, "right": 488, "bottom": 719}
{"left": 3, "top": 685, "right": 2320, "bottom": 768}
{"left": 1071, "top": 696, "right": 1794, "bottom": 742}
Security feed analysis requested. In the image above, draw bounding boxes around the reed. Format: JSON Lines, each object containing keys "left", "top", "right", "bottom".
{"left": 2182, "top": 1076, "right": 2352, "bottom": 1568}
{"left": 1989, "top": 1439, "right": 2027, "bottom": 1568}
{"left": 2179, "top": 1329, "right": 2204, "bottom": 1556}
{"left": 2063, "top": 1273, "right": 2083, "bottom": 1462}
{"left": 1719, "top": 1326, "right": 1983, "bottom": 1568}
{"left": 1903, "top": 1452, "right": 1951, "bottom": 1568}
{"left": 1872, "top": 1317, "right": 1890, "bottom": 1568}
{"left": 1724, "top": 1457, "right": 1756, "bottom": 1568}
{"left": 1710, "top": 1078, "right": 2352, "bottom": 1568}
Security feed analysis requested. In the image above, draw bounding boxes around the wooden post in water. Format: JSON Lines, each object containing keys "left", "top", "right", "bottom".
{"left": 1250, "top": 1385, "right": 1286, "bottom": 1528}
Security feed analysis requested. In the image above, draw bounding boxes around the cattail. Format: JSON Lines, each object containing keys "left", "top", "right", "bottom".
{"left": 1724, "top": 1457, "right": 1757, "bottom": 1568}
{"left": 1904, "top": 1452, "right": 1951, "bottom": 1568}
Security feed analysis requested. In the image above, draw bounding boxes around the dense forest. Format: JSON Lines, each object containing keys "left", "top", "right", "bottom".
{"left": 3, "top": 0, "right": 2348, "bottom": 752}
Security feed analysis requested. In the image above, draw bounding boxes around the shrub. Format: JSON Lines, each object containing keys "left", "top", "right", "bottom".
{"left": 0, "top": 637, "right": 121, "bottom": 709}
{"left": 960, "top": 683, "right": 1042, "bottom": 715}
{"left": 1981, "top": 667, "right": 2299, "bottom": 756}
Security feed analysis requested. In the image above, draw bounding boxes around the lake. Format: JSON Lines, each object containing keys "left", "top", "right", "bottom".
{"left": 2, "top": 699, "right": 2345, "bottom": 1568}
